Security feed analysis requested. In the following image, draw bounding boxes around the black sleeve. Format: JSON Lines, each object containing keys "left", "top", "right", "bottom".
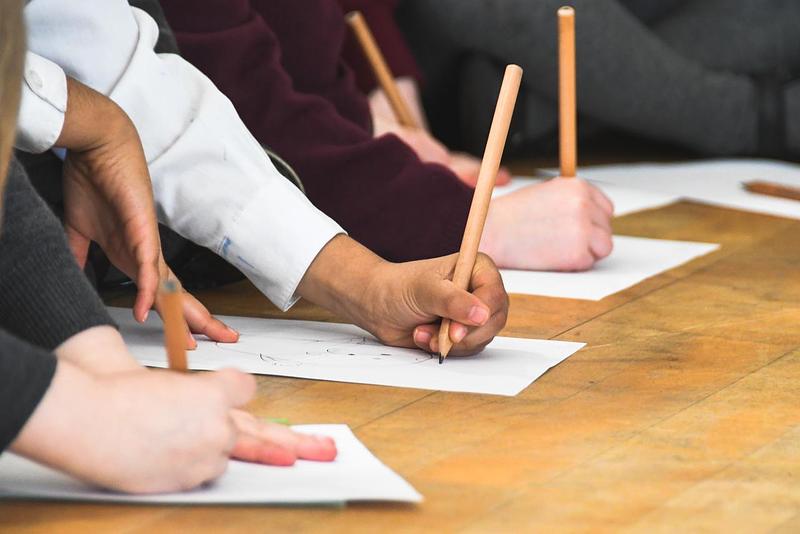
{"left": 0, "top": 159, "right": 114, "bottom": 350}
{"left": 0, "top": 328, "right": 57, "bottom": 452}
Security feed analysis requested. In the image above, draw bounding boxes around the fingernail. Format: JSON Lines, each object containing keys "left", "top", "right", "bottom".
{"left": 414, "top": 329, "right": 432, "bottom": 345}
{"left": 143, "top": 310, "right": 149, "bottom": 322}
{"left": 451, "top": 324, "right": 468, "bottom": 344}
{"left": 228, "top": 326, "right": 239, "bottom": 335}
{"left": 468, "top": 306, "right": 489, "bottom": 325}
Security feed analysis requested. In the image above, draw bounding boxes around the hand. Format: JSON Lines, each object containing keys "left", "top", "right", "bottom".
{"left": 56, "top": 78, "right": 237, "bottom": 347}
{"left": 154, "top": 269, "right": 240, "bottom": 350}
{"left": 482, "top": 177, "right": 614, "bottom": 271}
{"left": 368, "top": 80, "right": 511, "bottom": 187}
{"left": 368, "top": 253, "right": 509, "bottom": 356}
{"left": 229, "top": 410, "right": 337, "bottom": 466}
{"left": 12, "top": 364, "right": 257, "bottom": 494}
{"left": 298, "top": 236, "right": 508, "bottom": 357}
{"left": 57, "top": 77, "right": 163, "bottom": 323}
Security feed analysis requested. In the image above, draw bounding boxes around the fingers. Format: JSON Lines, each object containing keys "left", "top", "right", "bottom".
{"left": 496, "top": 166, "right": 513, "bottom": 186}
{"left": 412, "top": 254, "right": 508, "bottom": 355}
{"left": 588, "top": 201, "right": 613, "bottom": 235}
{"left": 229, "top": 410, "right": 337, "bottom": 465}
{"left": 133, "top": 259, "right": 160, "bottom": 324}
{"left": 588, "top": 182, "right": 615, "bottom": 217}
{"left": 412, "top": 324, "right": 437, "bottom": 351}
{"left": 204, "top": 368, "right": 256, "bottom": 409}
{"left": 417, "top": 279, "right": 491, "bottom": 329}
{"left": 589, "top": 225, "right": 614, "bottom": 261}
{"left": 182, "top": 292, "right": 239, "bottom": 343}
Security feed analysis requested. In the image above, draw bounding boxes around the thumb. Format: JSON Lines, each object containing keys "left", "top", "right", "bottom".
{"left": 64, "top": 225, "right": 90, "bottom": 268}
{"left": 417, "top": 279, "right": 491, "bottom": 327}
{"left": 204, "top": 368, "right": 256, "bottom": 409}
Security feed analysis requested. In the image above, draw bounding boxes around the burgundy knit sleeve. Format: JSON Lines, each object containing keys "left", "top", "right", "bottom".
{"left": 159, "top": 0, "right": 471, "bottom": 262}
{"left": 337, "top": 0, "right": 424, "bottom": 93}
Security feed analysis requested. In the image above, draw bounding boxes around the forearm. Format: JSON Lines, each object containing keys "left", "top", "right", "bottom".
{"left": 0, "top": 331, "right": 57, "bottom": 452}
{"left": 9, "top": 360, "right": 99, "bottom": 471}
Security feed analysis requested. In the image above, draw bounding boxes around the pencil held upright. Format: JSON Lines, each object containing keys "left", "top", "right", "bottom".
{"left": 438, "top": 64, "right": 523, "bottom": 362}
{"left": 345, "top": 10, "right": 419, "bottom": 128}
{"left": 160, "top": 280, "right": 188, "bottom": 372}
{"left": 558, "top": 6, "right": 577, "bottom": 178}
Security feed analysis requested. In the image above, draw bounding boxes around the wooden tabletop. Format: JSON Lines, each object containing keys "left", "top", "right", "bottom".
{"left": 3, "top": 176, "right": 800, "bottom": 531}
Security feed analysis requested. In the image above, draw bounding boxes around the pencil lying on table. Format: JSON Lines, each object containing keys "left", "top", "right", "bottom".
{"left": 558, "top": 6, "right": 577, "bottom": 178}
{"left": 438, "top": 64, "right": 523, "bottom": 363}
{"left": 160, "top": 280, "right": 188, "bottom": 372}
{"left": 743, "top": 180, "right": 800, "bottom": 202}
{"left": 345, "top": 10, "right": 419, "bottom": 129}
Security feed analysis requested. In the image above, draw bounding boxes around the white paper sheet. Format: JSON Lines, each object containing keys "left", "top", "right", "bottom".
{"left": 500, "top": 235, "right": 718, "bottom": 300}
{"left": 571, "top": 159, "right": 800, "bottom": 220}
{"left": 107, "top": 308, "right": 584, "bottom": 397}
{"left": 0, "top": 425, "right": 421, "bottom": 505}
{"left": 494, "top": 176, "right": 680, "bottom": 216}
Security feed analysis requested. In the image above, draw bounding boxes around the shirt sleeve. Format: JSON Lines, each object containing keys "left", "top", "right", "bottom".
{"left": 161, "top": 0, "right": 472, "bottom": 263}
{"left": 23, "top": 0, "right": 345, "bottom": 310}
{"left": 15, "top": 52, "right": 68, "bottom": 153}
{"left": 0, "top": 329, "right": 57, "bottom": 453}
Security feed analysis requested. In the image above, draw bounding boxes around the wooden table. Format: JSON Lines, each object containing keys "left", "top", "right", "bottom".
{"left": 2, "top": 180, "right": 800, "bottom": 531}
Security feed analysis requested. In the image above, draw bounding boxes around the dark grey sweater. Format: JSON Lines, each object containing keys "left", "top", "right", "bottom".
{"left": 0, "top": 159, "right": 113, "bottom": 452}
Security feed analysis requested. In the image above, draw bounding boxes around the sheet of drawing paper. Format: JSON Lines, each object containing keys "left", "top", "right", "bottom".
{"left": 494, "top": 176, "right": 680, "bottom": 216}
{"left": 500, "top": 235, "right": 718, "bottom": 300}
{"left": 572, "top": 159, "right": 800, "bottom": 219}
{"left": 0, "top": 425, "right": 421, "bottom": 505}
{"left": 106, "top": 308, "right": 585, "bottom": 397}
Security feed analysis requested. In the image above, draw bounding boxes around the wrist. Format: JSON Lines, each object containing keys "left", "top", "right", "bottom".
{"left": 55, "top": 77, "right": 131, "bottom": 152}
{"left": 296, "top": 235, "right": 387, "bottom": 329}
{"left": 54, "top": 325, "right": 142, "bottom": 375}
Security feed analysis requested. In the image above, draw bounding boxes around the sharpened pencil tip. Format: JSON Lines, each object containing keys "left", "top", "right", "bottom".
{"left": 438, "top": 354, "right": 443, "bottom": 364}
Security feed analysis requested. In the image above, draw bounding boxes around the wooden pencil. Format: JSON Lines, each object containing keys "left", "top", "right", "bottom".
{"left": 345, "top": 10, "right": 419, "bottom": 129}
{"left": 743, "top": 180, "right": 800, "bottom": 202}
{"left": 160, "top": 279, "right": 188, "bottom": 372}
{"left": 438, "top": 64, "right": 523, "bottom": 363}
{"left": 558, "top": 6, "right": 577, "bottom": 178}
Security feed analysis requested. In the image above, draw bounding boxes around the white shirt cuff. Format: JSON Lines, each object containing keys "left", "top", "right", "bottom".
{"left": 220, "top": 185, "right": 345, "bottom": 311}
{"left": 15, "top": 52, "right": 67, "bottom": 153}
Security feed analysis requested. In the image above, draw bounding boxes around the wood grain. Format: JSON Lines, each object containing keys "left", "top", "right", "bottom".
{"left": 3, "top": 175, "right": 799, "bottom": 532}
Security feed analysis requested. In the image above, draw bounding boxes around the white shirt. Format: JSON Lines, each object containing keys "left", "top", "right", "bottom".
{"left": 18, "top": 1, "right": 344, "bottom": 311}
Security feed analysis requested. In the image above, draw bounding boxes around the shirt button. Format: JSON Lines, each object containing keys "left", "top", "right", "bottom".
{"left": 26, "top": 69, "right": 43, "bottom": 91}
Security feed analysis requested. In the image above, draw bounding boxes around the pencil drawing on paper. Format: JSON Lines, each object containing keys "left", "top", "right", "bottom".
{"left": 214, "top": 328, "right": 434, "bottom": 368}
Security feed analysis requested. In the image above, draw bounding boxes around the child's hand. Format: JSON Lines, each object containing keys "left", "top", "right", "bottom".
{"left": 12, "top": 364, "right": 257, "bottom": 494}
{"left": 228, "top": 410, "right": 336, "bottom": 465}
{"left": 368, "top": 80, "right": 511, "bottom": 188}
{"left": 299, "top": 237, "right": 508, "bottom": 357}
{"left": 482, "top": 177, "right": 614, "bottom": 271}
{"left": 366, "top": 253, "right": 508, "bottom": 356}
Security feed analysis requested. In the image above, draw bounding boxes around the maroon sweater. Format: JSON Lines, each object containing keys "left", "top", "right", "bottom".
{"left": 159, "top": 0, "right": 472, "bottom": 262}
